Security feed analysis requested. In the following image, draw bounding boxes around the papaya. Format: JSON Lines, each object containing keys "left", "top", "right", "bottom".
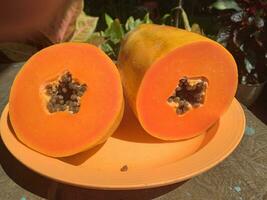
{"left": 118, "top": 24, "right": 237, "bottom": 140}
{"left": 9, "top": 43, "right": 124, "bottom": 157}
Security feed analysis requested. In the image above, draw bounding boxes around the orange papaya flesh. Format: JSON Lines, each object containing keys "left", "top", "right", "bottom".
{"left": 9, "top": 43, "right": 124, "bottom": 157}
{"left": 118, "top": 24, "right": 238, "bottom": 140}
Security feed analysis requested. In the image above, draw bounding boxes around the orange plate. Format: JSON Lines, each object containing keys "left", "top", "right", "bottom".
{"left": 0, "top": 99, "right": 245, "bottom": 190}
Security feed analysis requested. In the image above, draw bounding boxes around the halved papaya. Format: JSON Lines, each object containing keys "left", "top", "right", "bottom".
{"left": 118, "top": 24, "right": 237, "bottom": 140}
{"left": 9, "top": 43, "right": 124, "bottom": 157}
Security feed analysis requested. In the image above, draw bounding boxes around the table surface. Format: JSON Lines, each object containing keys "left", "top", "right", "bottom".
{"left": 0, "top": 63, "right": 267, "bottom": 200}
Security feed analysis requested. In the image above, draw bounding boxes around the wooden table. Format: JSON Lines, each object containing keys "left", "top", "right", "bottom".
{"left": 0, "top": 63, "right": 267, "bottom": 200}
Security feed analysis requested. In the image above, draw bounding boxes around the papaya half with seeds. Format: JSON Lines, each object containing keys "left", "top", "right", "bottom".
{"left": 9, "top": 43, "right": 124, "bottom": 157}
{"left": 118, "top": 24, "right": 238, "bottom": 140}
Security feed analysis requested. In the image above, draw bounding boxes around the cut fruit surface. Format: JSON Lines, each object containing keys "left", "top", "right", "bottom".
{"left": 9, "top": 43, "right": 124, "bottom": 157}
{"left": 118, "top": 24, "right": 237, "bottom": 140}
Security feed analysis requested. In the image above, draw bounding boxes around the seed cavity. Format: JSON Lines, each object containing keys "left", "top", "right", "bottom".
{"left": 167, "top": 76, "right": 208, "bottom": 115}
{"left": 44, "top": 71, "right": 87, "bottom": 114}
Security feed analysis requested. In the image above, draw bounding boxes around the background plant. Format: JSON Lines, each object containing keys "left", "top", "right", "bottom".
{"left": 88, "top": 13, "right": 153, "bottom": 60}
{"left": 211, "top": 0, "right": 267, "bottom": 84}
{"left": 87, "top": 0, "right": 204, "bottom": 60}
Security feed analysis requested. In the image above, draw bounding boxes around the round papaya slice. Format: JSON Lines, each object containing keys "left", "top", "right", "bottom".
{"left": 9, "top": 43, "right": 124, "bottom": 157}
{"left": 118, "top": 24, "right": 237, "bottom": 140}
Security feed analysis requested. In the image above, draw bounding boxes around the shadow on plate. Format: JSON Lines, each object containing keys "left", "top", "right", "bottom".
{"left": 198, "top": 121, "right": 219, "bottom": 149}
{"left": 112, "top": 103, "right": 178, "bottom": 143}
{"left": 59, "top": 142, "right": 105, "bottom": 166}
{"left": 7, "top": 114, "right": 18, "bottom": 140}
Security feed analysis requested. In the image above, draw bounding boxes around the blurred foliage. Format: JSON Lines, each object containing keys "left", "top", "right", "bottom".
{"left": 84, "top": 0, "right": 219, "bottom": 34}
{"left": 70, "top": 11, "right": 98, "bottom": 42}
{"left": 88, "top": 13, "right": 153, "bottom": 59}
{"left": 210, "top": 0, "right": 241, "bottom": 11}
{"left": 211, "top": 0, "right": 267, "bottom": 84}
{"left": 87, "top": 7, "right": 204, "bottom": 60}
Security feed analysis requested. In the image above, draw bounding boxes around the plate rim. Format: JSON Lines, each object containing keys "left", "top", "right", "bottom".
{"left": 0, "top": 99, "right": 245, "bottom": 190}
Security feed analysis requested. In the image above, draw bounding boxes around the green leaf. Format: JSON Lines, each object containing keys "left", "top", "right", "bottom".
{"left": 125, "top": 16, "right": 135, "bottom": 31}
{"left": 87, "top": 33, "right": 105, "bottom": 47}
{"left": 143, "top": 13, "right": 153, "bottom": 24}
{"left": 191, "top": 23, "right": 204, "bottom": 35}
{"left": 160, "top": 13, "right": 171, "bottom": 24}
{"left": 134, "top": 19, "right": 143, "bottom": 28}
{"left": 101, "top": 42, "right": 115, "bottom": 57}
{"left": 211, "top": 0, "right": 241, "bottom": 11}
{"left": 100, "top": 31, "right": 106, "bottom": 37}
{"left": 70, "top": 11, "right": 98, "bottom": 42}
{"left": 181, "top": 8, "right": 191, "bottom": 31}
{"left": 105, "top": 13, "right": 114, "bottom": 28}
{"left": 0, "top": 43, "right": 38, "bottom": 62}
{"left": 125, "top": 14, "right": 152, "bottom": 32}
{"left": 105, "top": 19, "right": 125, "bottom": 44}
